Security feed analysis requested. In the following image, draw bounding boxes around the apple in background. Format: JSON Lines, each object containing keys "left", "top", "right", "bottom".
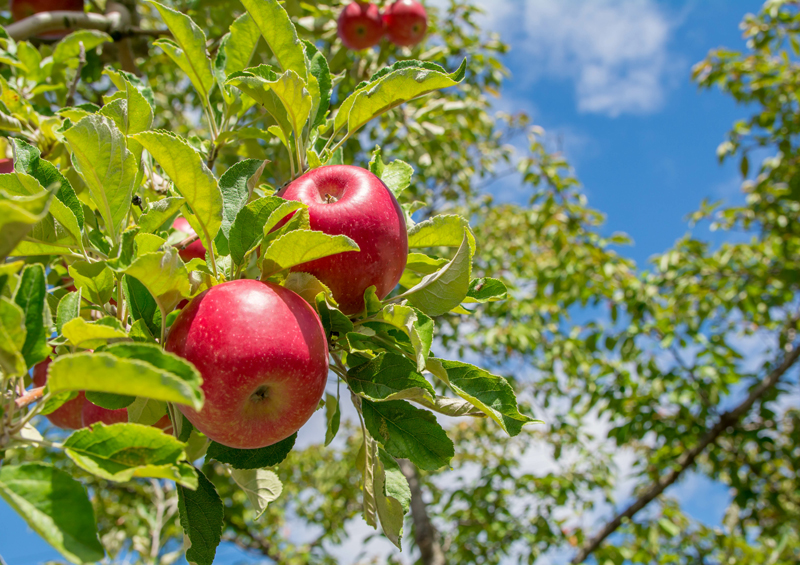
{"left": 165, "top": 279, "right": 329, "bottom": 449}
{"left": 10, "top": 0, "right": 86, "bottom": 39}
{"left": 82, "top": 401, "right": 128, "bottom": 427}
{"left": 0, "top": 159, "right": 13, "bottom": 174}
{"left": 172, "top": 216, "right": 206, "bottom": 262}
{"left": 337, "top": 1, "right": 384, "bottom": 50}
{"left": 32, "top": 357, "right": 86, "bottom": 430}
{"left": 276, "top": 165, "right": 408, "bottom": 315}
{"left": 383, "top": 0, "right": 428, "bottom": 47}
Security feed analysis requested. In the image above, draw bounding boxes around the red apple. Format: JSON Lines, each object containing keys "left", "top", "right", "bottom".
{"left": 0, "top": 159, "right": 13, "bottom": 174}
{"left": 337, "top": 1, "right": 384, "bottom": 50}
{"left": 276, "top": 165, "right": 408, "bottom": 314}
{"left": 32, "top": 357, "right": 86, "bottom": 430}
{"left": 172, "top": 216, "right": 207, "bottom": 263}
{"left": 383, "top": 0, "right": 428, "bottom": 47}
{"left": 10, "top": 0, "right": 86, "bottom": 39}
{"left": 165, "top": 279, "right": 329, "bottom": 449}
{"left": 82, "top": 401, "right": 128, "bottom": 427}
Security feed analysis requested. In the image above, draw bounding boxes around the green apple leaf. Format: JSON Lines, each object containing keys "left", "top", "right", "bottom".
{"left": 137, "top": 197, "right": 186, "bottom": 234}
{"left": 61, "top": 317, "right": 129, "bottom": 349}
{"left": 303, "top": 40, "right": 331, "bottom": 129}
{"left": 217, "top": 13, "right": 260, "bottom": 103}
{"left": 226, "top": 66, "right": 294, "bottom": 142}
{"left": 369, "top": 147, "right": 414, "bottom": 197}
{"left": 178, "top": 469, "right": 224, "bottom": 565}
{"left": 63, "top": 114, "right": 135, "bottom": 244}
{"left": 260, "top": 230, "right": 359, "bottom": 277}
{"left": 133, "top": 131, "right": 223, "bottom": 255}
{"left": 230, "top": 468, "right": 283, "bottom": 520}
{"left": 85, "top": 390, "right": 135, "bottom": 410}
{"left": 148, "top": 1, "right": 215, "bottom": 105}
{"left": 100, "top": 76, "right": 153, "bottom": 162}
{"left": 55, "top": 288, "right": 81, "bottom": 335}
{"left": 239, "top": 0, "right": 307, "bottom": 81}
{"left": 316, "top": 294, "right": 354, "bottom": 336}
{"left": 127, "top": 397, "right": 168, "bottom": 426}
{"left": 134, "top": 233, "right": 166, "bottom": 256}
{"left": 324, "top": 392, "right": 340, "bottom": 447}
{"left": 348, "top": 353, "right": 435, "bottom": 403}
{"left": 48, "top": 351, "right": 204, "bottom": 410}
{"left": 379, "top": 447, "right": 411, "bottom": 514}
{"left": 115, "top": 249, "right": 192, "bottom": 314}
{"left": 426, "top": 358, "right": 538, "bottom": 437}
{"left": 361, "top": 398, "right": 454, "bottom": 471}
{"left": 464, "top": 277, "right": 508, "bottom": 303}
{"left": 0, "top": 463, "right": 105, "bottom": 565}
{"left": 12, "top": 139, "right": 84, "bottom": 229}
{"left": 367, "top": 304, "right": 433, "bottom": 371}
{"left": 406, "top": 230, "right": 474, "bottom": 317}
{"left": 0, "top": 296, "right": 27, "bottom": 377}
{"left": 68, "top": 260, "right": 114, "bottom": 305}
{"left": 228, "top": 195, "right": 286, "bottom": 265}
{"left": 374, "top": 446, "right": 406, "bottom": 549}
{"left": 218, "top": 158, "right": 267, "bottom": 241}
{"left": 53, "top": 30, "right": 112, "bottom": 63}
{"left": 64, "top": 423, "right": 197, "bottom": 488}
{"left": 407, "top": 214, "right": 471, "bottom": 248}
{"left": 0, "top": 188, "right": 53, "bottom": 260}
{"left": 399, "top": 253, "right": 449, "bottom": 289}
{"left": 206, "top": 432, "right": 296, "bottom": 470}
{"left": 123, "top": 275, "right": 160, "bottom": 337}
{"left": 13, "top": 264, "right": 48, "bottom": 369}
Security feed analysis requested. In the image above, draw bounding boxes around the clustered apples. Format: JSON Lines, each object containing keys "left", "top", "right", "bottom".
{"left": 337, "top": 0, "right": 428, "bottom": 50}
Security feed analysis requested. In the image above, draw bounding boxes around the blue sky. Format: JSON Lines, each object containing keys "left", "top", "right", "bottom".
{"left": 0, "top": 1, "right": 765, "bottom": 563}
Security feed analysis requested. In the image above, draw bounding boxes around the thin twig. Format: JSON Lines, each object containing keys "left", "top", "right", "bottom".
{"left": 15, "top": 387, "right": 44, "bottom": 409}
{"left": 66, "top": 42, "right": 86, "bottom": 108}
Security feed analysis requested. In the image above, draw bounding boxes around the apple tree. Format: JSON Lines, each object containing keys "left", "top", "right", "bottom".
{"left": 0, "top": 0, "right": 537, "bottom": 563}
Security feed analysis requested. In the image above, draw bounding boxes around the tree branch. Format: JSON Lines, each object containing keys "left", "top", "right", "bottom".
{"left": 399, "top": 459, "right": 446, "bottom": 565}
{"left": 571, "top": 339, "right": 800, "bottom": 563}
{"left": 15, "top": 387, "right": 44, "bottom": 409}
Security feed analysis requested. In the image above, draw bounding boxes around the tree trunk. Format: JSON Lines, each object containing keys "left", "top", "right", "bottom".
{"left": 399, "top": 459, "right": 446, "bottom": 565}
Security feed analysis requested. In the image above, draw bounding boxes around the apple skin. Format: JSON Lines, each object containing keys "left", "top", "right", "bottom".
{"left": 32, "top": 357, "right": 86, "bottom": 430}
{"left": 173, "top": 217, "right": 207, "bottom": 263}
{"left": 10, "top": 0, "right": 85, "bottom": 39}
{"left": 383, "top": 0, "right": 428, "bottom": 47}
{"left": 276, "top": 165, "right": 408, "bottom": 315}
{"left": 165, "top": 279, "right": 329, "bottom": 449}
{"left": 337, "top": 1, "right": 384, "bottom": 50}
{"left": 82, "top": 401, "right": 128, "bottom": 427}
{"left": 0, "top": 159, "right": 13, "bottom": 174}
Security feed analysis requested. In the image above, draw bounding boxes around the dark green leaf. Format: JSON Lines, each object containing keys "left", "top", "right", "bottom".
{"left": 206, "top": 432, "right": 296, "bottom": 469}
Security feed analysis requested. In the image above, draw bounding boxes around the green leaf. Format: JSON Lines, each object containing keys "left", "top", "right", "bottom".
{"left": 218, "top": 159, "right": 267, "bottom": 241}
{"left": 239, "top": 0, "right": 308, "bottom": 81}
{"left": 13, "top": 264, "right": 48, "bottom": 368}
{"left": 228, "top": 195, "right": 286, "bottom": 265}
{"left": 104, "top": 69, "right": 156, "bottom": 109}
{"left": 220, "top": 12, "right": 261, "bottom": 77}
{"left": 61, "top": 317, "right": 129, "bottom": 349}
{"left": 324, "top": 392, "right": 340, "bottom": 446}
{"left": 337, "top": 59, "right": 467, "bottom": 136}
{"left": 260, "top": 230, "right": 359, "bottom": 277}
{"left": 316, "top": 294, "right": 354, "bottom": 335}
{"left": 133, "top": 131, "right": 223, "bottom": 254}
{"left": 137, "top": 197, "right": 185, "bottom": 234}
{"left": 68, "top": 260, "right": 114, "bottom": 305}
{"left": 407, "top": 214, "right": 470, "bottom": 248}
{"left": 63, "top": 114, "right": 135, "bottom": 244}
{"left": 115, "top": 249, "right": 192, "bottom": 314}
{"left": 374, "top": 446, "right": 406, "bottom": 549}
{"left": 361, "top": 399, "right": 454, "bottom": 471}
{"left": 178, "top": 469, "right": 224, "bottom": 565}
{"left": 368, "top": 304, "right": 433, "bottom": 371}
{"left": 0, "top": 296, "right": 27, "bottom": 377}
{"left": 206, "top": 432, "right": 296, "bottom": 470}
{"left": 378, "top": 447, "right": 411, "bottom": 513}
{"left": 0, "top": 188, "right": 53, "bottom": 260}
{"left": 48, "top": 351, "right": 204, "bottom": 410}
{"left": 303, "top": 40, "right": 331, "bottom": 129}
{"left": 230, "top": 468, "right": 282, "bottom": 520}
{"left": 100, "top": 75, "right": 153, "bottom": 162}
{"left": 0, "top": 463, "right": 105, "bottom": 564}
{"left": 53, "top": 30, "right": 112, "bottom": 63}
{"left": 348, "top": 353, "right": 435, "bottom": 403}
{"left": 123, "top": 275, "right": 160, "bottom": 337}
{"left": 427, "top": 359, "right": 537, "bottom": 436}
{"left": 12, "top": 139, "right": 84, "bottom": 229}
{"left": 464, "top": 277, "right": 507, "bottom": 303}
{"left": 370, "top": 150, "right": 415, "bottom": 198}
{"left": 55, "top": 289, "right": 81, "bottom": 335}
{"left": 127, "top": 397, "right": 167, "bottom": 426}
{"left": 148, "top": 1, "right": 215, "bottom": 104}
{"left": 407, "top": 230, "right": 474, "bottom": 317}
{"left": 85, "top": 390, "right": 135, "bottom": 410}
{"left": 226, "top": 66, "right": 293, "bottom": 141}
{"left": 64, "top": 423, "right": 197, "bottom": 487}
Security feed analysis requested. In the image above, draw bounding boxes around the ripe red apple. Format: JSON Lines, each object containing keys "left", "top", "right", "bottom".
{"left": 276, "top": 165, "right": 408, "bottom": 315}
{"left": 383, "top": 0, "right": 428, "bottom": 47}
{"left": 0, "top": 159, "right": 13, "bottom": 174}
{"left": 172, "top": 216, "right": 207, "bottom": 262}
{"left": 82, "top": 401, "right": 128, "bottom": 427}
{"left": 165, "top": 279, "right": 329, "bottom": 449}
{"left": 337, "top": 1, "right": 384, "bottom": 50}
{"left": 10, "top": 0, "right": 85, "bottom": 39}
{"left": 32, "top": 357, "right": 86, "bottom": 430}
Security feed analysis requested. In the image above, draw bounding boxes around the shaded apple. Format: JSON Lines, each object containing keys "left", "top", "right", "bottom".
{"left": 0, "top": 159, "right": 13, "bottom": 174}
{"left": 383, "top": 0, "right": 428, "bottom": 47}
{"left": 10, "top": 0, "right": 86, "bottom": 39}
{"left": 32, "top": 357, "right": 86, "bottom": 430}
{"left": 166, "top": 279, "right": 329, "bottom": 449}
{"left": 276, "top": 165, "right": 408, "bottom": 314}
{"left": 82, "top": 401, "right": 127, "bottom": 427}
{"left": 172, "top": 216, "right": 207, "bottom": 263}
{"left": 337, "top": 1, "right": 384, "bottom": 50}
